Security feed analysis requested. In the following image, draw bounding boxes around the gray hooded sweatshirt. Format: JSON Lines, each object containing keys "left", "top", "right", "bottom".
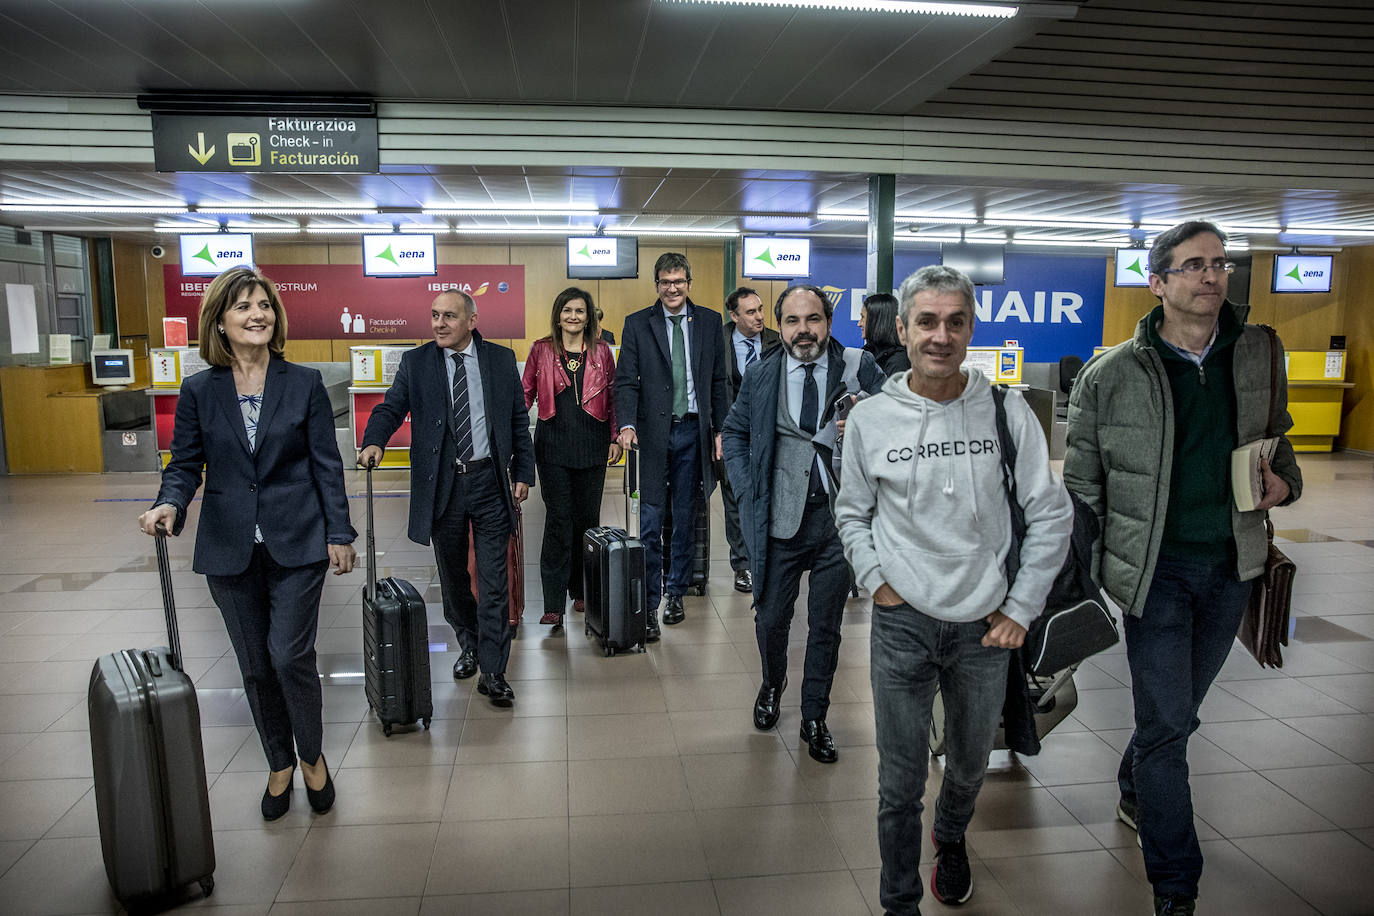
{"left": 835, "top": 368, "right": 1073, "bottom": 629}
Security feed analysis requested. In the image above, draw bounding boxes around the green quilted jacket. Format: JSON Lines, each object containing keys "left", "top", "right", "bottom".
{"left": 1063, "top": 302, "right": 1303, "bottom": 617}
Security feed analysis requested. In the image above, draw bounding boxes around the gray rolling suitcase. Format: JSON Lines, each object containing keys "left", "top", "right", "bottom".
{"left": 89, "top": 529, "right": 215, "bottom": 907}
{"left": 362, "top": 464, "right": 433, "bottom": 735}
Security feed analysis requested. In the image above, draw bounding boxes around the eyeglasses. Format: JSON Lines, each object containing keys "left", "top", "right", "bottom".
{"left": 1161, "top": 260, "right": 1236, "bottom": 278}
{"left": 656, "top": 278, "right": 690, "bottom": 289}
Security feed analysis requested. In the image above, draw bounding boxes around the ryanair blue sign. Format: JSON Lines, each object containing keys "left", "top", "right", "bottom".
{"left": 804, "top": 247, "right": 1106, "bottom": 363}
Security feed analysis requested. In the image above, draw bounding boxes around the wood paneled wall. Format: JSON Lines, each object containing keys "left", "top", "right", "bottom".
{"left": 1338, "top": 247, "right": 1374, "bottom": 452}
{"left": 1248, "top": 252, "right": 1347, "bottom": 352}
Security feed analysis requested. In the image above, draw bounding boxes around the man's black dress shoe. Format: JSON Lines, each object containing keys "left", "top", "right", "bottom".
{"left": 645, "top": 610, "right": 661, "bottom": 643}
{"left": 663, "top": 594, "right": 685, "bottom": 625}
{"left": 753, "top": 677, "right": 786, "bottom": 731}
{"left": 801, "top": 719, "right": 838, "bottom": 763}
{"left": 477, "top": 672, "right": 515, "bottom": 707}
{"left": 733, "top": 569, "right": 752, "bottom": 593}
{"left": 452, "top": 647, "right": 477, "bottom": 680}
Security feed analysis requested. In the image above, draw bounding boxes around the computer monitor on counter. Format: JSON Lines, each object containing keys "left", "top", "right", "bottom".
{"left": 91, "top": 349, "right": 135, "bottom": 390}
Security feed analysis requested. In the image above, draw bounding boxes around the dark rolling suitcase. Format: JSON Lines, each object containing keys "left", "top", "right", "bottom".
{"left": 467, "top": 505, "right": 526, "bottom": 630}
{"left": 363, "top": 464, "right": 433, "bottom": 737}
{"left": 659, "top": 483, "right": 710, "bottom": 597}
{"left": 583, "top": 447, "right": 647, "bottom": 656}
{"left": 89, "top": 528, "right": 215, "bottom": 907}
{"left": 583, "top": 527, "right": 647, "bottom": 656}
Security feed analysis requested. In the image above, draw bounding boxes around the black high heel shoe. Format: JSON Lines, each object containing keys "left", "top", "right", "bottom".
{"left": 261, "top": 763, "right": 295, "bottom": 821}
{"left": 304, "top": 755, "right": 335, "bottom": 814}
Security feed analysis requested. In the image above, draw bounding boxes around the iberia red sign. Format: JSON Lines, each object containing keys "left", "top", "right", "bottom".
{"left": 163, "top": 264, "right": 526, "bottom": 339}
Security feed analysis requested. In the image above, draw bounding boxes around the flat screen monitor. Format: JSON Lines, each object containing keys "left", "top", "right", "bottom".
{"left": 91, "top": 349, "right": 135, "bottom": 388}
{"left": 1114, "top": 248, "right": 1151, "bottom": 287}
{"left": 941, "top": 243, "right": 1005, "bottom": 285}
{"left": 567, "top": 236, "right": 638, "bottom": 279}
{"left": 741, "top": 236, "right": 811, "bottom": 279}
{"left": 362, "top": 233, "right": 437, "bottom": 277}
{"left": 178, "top": 233, "right": 254, "bottom": 277}
{"left": 1272, "top": 254, "right": 1333, "bottom": 293}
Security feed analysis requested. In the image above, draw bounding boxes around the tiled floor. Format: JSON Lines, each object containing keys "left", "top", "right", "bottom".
{"left": 1, "top": 453, "right": 1373, "bottom": 914}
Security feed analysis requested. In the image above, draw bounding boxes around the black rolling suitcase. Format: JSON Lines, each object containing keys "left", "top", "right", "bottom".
{"left": 89, "top": 528, "right": 215, "bottom": 907}
{"left": 583, "top": 527, "right": 647, "bottom": 656}
{"left": 659, "top": 485, "right": 710, "bottom": 596}
{"left": 362, "top": 464, "right": 433, "bottom": 736}
{"left": 583, "top": 447, "right": 647, "bottom": 656}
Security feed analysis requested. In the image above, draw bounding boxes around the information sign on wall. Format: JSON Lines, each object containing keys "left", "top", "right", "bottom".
{"left": 152, "top": 114, "right": 379, "bottom": 173}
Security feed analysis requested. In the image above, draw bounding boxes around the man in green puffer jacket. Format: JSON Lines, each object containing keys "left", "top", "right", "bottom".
{"left": 1065, "top": 220, "right": 1302, "bottom": 916}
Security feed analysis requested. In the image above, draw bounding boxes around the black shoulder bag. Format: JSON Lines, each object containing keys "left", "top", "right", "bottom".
{"left": 991, "top": 386, "right": 1119, "bottom": 676}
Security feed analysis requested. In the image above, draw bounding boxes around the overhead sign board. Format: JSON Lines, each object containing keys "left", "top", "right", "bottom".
{"left": 362, "top": 234, "right": 437, "bottom": 277}
{"left": 152, "top": 113, "right": 378, "bottom": 173}
{"left": 1272, "top": 254, "right": 1333, "bottom": 293}
{"left": 1114, "top": 248, "right": 1151, "bottom": 287}
{"left": 178, "top": 233, "right": 254, "bottom": 276}
{"left": 742, "top": 236, "right": 812, "bottom": 278}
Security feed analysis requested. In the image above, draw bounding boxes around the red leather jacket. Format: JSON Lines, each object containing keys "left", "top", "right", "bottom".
{"left": 522, "top": 337, "right": 616, "bottom": 429}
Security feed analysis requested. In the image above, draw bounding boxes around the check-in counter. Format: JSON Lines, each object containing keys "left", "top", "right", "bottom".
{"left": 1285, "top": 349, "right": 1351, "bottom": 452}
{"left": 149, "top": 349, "right": 352, "bottom": 466}
{"left": 0, "top": 362, "right": 154, "bottom": 474}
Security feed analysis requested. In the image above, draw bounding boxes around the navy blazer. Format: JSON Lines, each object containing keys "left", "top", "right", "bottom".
{"left": 613, "top": 299, "right": 729, "bottom": 505}
{"left": 361, "top": 333, "right": 535, "bottom": 546}
{"left": 155, "top": 356, "right": 356, "bottom": 577}
{"left": 721, "top": 338, "right": 885, "bottom": 601}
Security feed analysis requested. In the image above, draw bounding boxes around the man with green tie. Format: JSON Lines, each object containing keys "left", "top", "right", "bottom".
{"left": 614, "top": 253, "right": 729, "bottom": 639}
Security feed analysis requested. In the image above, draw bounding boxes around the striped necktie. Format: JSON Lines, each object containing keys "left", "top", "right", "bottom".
{"left": 744, "top": 337, "right": 757, "bottom": 367}
{"left": 450, "top": 351, "right": 474, "bottom": 461}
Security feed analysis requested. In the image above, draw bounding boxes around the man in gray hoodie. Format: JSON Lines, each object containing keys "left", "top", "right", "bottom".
{"left": 836, "top": 264, "right": 1072, "bottom": 915}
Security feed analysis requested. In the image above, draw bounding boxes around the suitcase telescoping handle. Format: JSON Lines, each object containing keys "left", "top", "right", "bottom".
{"left": 623, "top": 446, "right": 639, "bottom": 539}
{"left": 365, "top": 461, "right": 378, "bottom": 602}
{"left": 153, "top": 525, "right": 184, "bottom": 672}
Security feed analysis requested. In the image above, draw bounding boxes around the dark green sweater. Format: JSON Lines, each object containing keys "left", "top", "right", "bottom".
{"left": 1147, "top": 305, "right": 1242, "bottom": 558}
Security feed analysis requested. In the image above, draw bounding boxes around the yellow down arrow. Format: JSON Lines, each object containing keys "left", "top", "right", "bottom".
{"left": 188, "top": 132, "right": 215, "bottom": 165}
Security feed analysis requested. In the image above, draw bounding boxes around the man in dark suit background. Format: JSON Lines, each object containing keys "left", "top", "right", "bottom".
{"left": 721, "top": 286, "right": 780, "bottom": 593}
{"left": 360, "top": 290, "right": 534, "bottom": 707}
{"left": 722, "top": 284, "right": 885, "bottom": 762}
{"left": 614, "top": 252, "right": 728, "bottom": 638}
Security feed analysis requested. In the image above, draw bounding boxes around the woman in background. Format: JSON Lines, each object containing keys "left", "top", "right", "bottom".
{"left": 139, "top": 266, "right": 356, "bottom": 821}
{"left": 523, "top": 287, "right": 621, "bottom": 628}
{"left": 861, "top": 292, "right": 911, "bottom": 377}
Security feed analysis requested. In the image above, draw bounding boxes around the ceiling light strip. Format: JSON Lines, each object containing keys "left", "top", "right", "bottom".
{"left": 426, "top": 207, "right": 599, "bottom": 216}
{"left": 605, "top": 227, "right": 740, "bottom": 237}
{"left": 2, "top": 204, "right": 187, "bottom": 214}
{"left": 662, "top": 0, "right": 1016, "bottom": 18}
{"left": 198, "top": 206, "right": 375, "bottom": 215}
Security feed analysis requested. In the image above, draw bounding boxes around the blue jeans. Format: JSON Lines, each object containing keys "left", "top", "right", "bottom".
{"left": 638, "top": 414, "right": 702, "bottom": 612}
{"left": 871, "top": 601, "right": 1009, "bottom": 916}
{"left": 1119, "top": 551, "right": 1252, "bottom": 898}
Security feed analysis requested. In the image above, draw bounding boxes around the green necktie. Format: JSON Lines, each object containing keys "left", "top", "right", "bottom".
{"left": 669, "top": 314, "right": 688, "bottom": 418}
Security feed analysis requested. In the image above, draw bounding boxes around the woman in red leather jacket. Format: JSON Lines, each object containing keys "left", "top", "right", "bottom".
{"left": 522, "top": 287, "right": 622, "bottom": 628}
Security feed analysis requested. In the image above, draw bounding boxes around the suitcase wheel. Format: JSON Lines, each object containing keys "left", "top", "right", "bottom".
{"left": 584, "top": 626, "right": 591, "bottom": 637}
{"left": 689, "top": 585, "right": 705, "bottom": 597}
{"left": 200, "top": 876, "right": 215, "bottom": 897}
{"left": 423, "top": 717, "right": 431, "bottom": 730}
{"left": 383, "top": 723, "right": 393, "bottom": 737}
{"left": 604, "top": 645, "right": 615, "bottom": 658}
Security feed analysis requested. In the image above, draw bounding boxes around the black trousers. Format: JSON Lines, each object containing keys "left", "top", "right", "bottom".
{"left": 431, "top": 461, "right": 514, "bottom": 676}
{"left": 754, "top": 497, "right": 848, "bottom": 722}
{"left": 536, "top": 461, "right": 607, "bottom": 613}
{"left": 720, "top": 474, "right": 750, "bottom": 573}
{"left": 206, "top": 544, "right": 328, "bottom": 772}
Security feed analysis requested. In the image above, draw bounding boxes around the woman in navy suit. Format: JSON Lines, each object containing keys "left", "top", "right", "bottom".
{"left": 139, "top": 266, "right": 357, "bottom": 821}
